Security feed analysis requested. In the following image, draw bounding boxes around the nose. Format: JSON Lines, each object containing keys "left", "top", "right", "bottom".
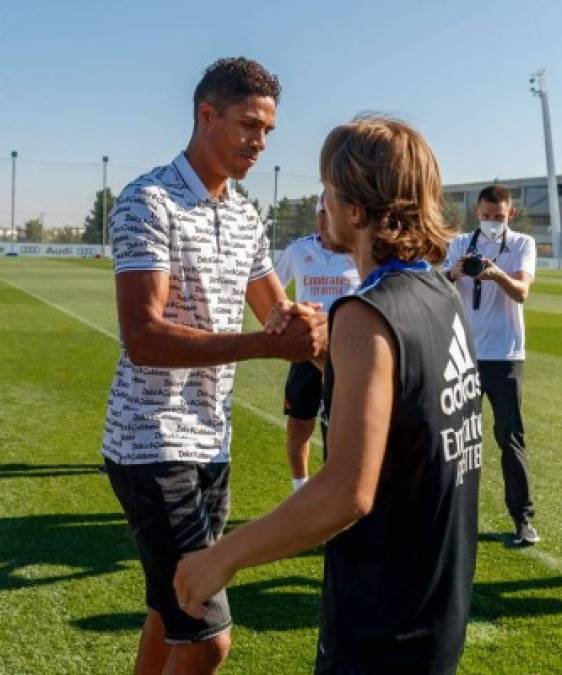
{"left": 251, "top": 129, "right": 266, "bottom": 152}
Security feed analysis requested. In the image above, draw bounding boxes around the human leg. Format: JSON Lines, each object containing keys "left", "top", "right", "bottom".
{"left": 134, "top": 609, "right": 170, "bottom": 675}
{"left": 478, "top": 361, "right": 536, "bottom": 532}
{"left": 287, "top": 415, "right": 316, "bottom": 484}
{"left": 283, "top": 361, "right": 322, "bottom": 489}
{"left": 105, "top": 459, "right": 232, "bottom": 673}
{"left": 163, "top": 630, "right": 231, "bottom": 675}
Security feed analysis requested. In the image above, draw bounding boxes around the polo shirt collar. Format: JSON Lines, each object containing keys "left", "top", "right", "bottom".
{"left": 172, "top": 151, "right": 234, "bottom": 203}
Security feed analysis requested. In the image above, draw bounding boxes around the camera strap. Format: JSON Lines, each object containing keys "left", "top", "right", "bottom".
{"left": 465, "top": 228, "right": 507, "bottom": 311}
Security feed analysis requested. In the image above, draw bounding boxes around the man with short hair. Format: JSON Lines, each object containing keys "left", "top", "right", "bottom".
{"left": 443, "top": 184, "right": 539, "bottom": 546}
{"left": 103, "top": 57, "right": 326, "bottom": 675}
{"left": 275, "top": 197, "right": 359, "bottom": 491}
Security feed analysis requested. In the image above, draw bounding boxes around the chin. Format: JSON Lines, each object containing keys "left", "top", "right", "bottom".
{"left": 229, "top": 166, "right": 249, "bottom": 180}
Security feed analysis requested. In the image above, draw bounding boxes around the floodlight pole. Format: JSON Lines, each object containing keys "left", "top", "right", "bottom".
{"left": 272, "top": 165, "right": 280, "bottom": 263}
{"left": 10, "top": 151, "right": 17, "bottom": 253}
{"left": 102, "top": 155, "right": 109, "bottom": 257}
{"left": 530, "top": 69, "right": 561, "bottom": 266}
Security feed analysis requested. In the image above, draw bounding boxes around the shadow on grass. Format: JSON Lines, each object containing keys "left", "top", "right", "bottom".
{"left": 471, "top": 531, "right": 562, "bottom": 621}
{"left": 0, "top": 512, "right": 134, "bottom": 590}
{"left": 0, "top": 463, "right": 102, "bottom": 478}
{"left": 471, "top": 575, "right": 562, "bottom": 622}
{"left": 73, "top": 576, "right": 322, "bottom": 633}
{"left": 0, "top": 515, "right": 321, "bottom": 594}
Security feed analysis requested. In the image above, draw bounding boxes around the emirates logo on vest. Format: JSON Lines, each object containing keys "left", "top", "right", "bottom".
{"left": 440, "top": 314, "right": 481, "bottom": 416}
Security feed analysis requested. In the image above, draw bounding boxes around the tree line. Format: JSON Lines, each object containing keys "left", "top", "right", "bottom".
{"left": 12, "top": 188, "right": 532, "bottom": 246}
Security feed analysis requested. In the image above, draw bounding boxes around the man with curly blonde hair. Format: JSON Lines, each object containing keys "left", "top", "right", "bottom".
{"left": 175, "top": 117, "right": 481, "bottom": 674}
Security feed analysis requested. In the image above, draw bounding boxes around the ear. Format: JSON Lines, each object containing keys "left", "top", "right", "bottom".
{"left": 509, "top": 206, "right": 517, "bottom": 219}
{"left": 196, "top": 101, "right": 218, "bottom": 130}
{"left": 350, "top": 203, "right": 368, "bottom": 229}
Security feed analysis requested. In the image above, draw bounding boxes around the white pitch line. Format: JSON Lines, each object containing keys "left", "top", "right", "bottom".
{"left": 0, "top": 271, "right": 321, "bottom": 448}
{"left": 478, "top": 526, "right": 562, "bottom": 572}
{"left": 2, "top": 272, "right": 558, "bottom": 566}
{"left": 0, "top": 274, "right": 118, "bottom": 342}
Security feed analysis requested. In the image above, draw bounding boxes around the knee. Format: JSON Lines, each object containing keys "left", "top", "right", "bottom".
{"left": 194, "top": 632, "right": 231, "bottom": 672}
{"left": 287, "top": 417, "right": 315, "bottom": 446}
{"left": 167, "top": 632, "right": 231, "bottom": 674}
{"left": 208, "top": 631, "right": 231, "bottom": 666}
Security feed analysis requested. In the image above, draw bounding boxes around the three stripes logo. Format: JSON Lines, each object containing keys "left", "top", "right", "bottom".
{"left": 440, "top": 314, "right": 481, "bottom": 416}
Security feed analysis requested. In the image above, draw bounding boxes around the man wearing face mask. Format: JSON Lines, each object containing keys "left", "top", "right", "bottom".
{"left": 443, "top": 184, "right": 538, "bottom": 547}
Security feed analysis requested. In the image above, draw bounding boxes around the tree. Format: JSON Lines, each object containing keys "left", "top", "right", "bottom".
{"left": 267, "top": 194, "right": 319, "bottom": 250}
{"left": 510, "top": 206, "right": 534, "bottom": 234}
{"left": 82, "top": 188, "right": 115, "bottom": 244}
{"left": 232, "top": 180, "right": 262, "bottom": 217}
{"left": 23, "top": 217, "right": 43, "bottom": 242}
{"left": 56, "top": 226, "right": 82, "bottom": 243}
{"left": 442, "top": 195, "right": 466, "bottom": 232}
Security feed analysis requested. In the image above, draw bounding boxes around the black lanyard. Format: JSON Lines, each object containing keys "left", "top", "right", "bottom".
{"left": 465, "top": 228, "right": 508, "bottom": 310}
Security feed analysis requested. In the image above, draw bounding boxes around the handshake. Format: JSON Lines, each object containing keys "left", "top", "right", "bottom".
{"left": 263, "top": 300, "right": 328, "bottom": 364}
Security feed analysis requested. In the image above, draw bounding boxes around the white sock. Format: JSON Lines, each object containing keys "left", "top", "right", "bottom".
{"left": 292, "top": 477, "right": 309, "bottom": 492}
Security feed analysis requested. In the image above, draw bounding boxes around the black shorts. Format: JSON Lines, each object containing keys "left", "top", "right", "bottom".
{"left": 105, "top": 458, "right": 232, "bottom": 643}
{"left": 283, "top": 361, "right": 323, "bottom": 420}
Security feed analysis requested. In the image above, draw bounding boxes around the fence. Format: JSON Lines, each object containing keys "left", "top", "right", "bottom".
{"left": 0, "top": 153, "right": 321, "bottom": 246}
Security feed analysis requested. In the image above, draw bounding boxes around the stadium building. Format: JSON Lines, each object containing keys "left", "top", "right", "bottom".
{"left": 444, "top": 175, "right": 562, "bottom": 258}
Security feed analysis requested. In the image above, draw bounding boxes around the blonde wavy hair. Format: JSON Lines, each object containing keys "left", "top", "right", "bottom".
{"left": 320, "top": 115, "right": 455, "bottom": 264}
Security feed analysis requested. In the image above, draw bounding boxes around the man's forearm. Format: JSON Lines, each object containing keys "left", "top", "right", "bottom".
{"left": 213, "top": 470, "right": 360, "bottom": 572}
{"left": 494, "top": 270, "right": 529, "bottom": 303}
{"left": 126, "top": 320, "right": 285, "bottom": 367}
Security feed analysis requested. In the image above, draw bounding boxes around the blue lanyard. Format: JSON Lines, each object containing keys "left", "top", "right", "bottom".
{"left": 358, "top": 258, "right": 431, "bottom": 293}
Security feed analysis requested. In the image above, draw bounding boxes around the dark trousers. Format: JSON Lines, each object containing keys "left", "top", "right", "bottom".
{"left": 478, "top": 360, "right": 534, "bottom": 523}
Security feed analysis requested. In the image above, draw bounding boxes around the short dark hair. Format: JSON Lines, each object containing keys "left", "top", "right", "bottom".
{"left": 478, "top": 185, "right": 512, "bottom": 205}
{"left": 193, "top": 57, "right": 281, "bottom": 126}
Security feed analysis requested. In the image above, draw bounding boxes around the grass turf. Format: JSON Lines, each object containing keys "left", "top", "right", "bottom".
{"left": 0, "top": 257, "right": 561, "bottom": 674}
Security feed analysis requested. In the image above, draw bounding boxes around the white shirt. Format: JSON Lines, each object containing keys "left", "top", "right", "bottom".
{"left": 442, "top": 227, "right": 536, "bottom": 361}
{"left": 275, "top": 234, "right": 360, "bottom": 311}
{"left": 103, "top": 152, "right": 272, "bottom": 465}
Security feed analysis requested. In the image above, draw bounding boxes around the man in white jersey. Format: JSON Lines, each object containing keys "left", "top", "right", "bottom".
{"left": 102, "top": 58, "right": 326, "bottom": 675}
{"left": 443, "top": 184, "right": 539, "bottom": 546}
{"left": 275, "top": 197, "right": 359, "bottom": 490}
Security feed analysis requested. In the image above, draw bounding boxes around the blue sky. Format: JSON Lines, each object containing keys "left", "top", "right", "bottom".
{"left": 1, "top": 0, "right": 562, "bottom": 227}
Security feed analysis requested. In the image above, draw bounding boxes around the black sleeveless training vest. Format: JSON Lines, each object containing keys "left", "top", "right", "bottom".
{"left": 317, "top": 268, "right": 481, "bottom": 674}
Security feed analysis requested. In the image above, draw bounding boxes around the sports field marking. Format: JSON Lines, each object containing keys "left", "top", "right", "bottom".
{"left": 0, "top": 274, "right": 118, "bottom": 342}
{"left": 0, "top": 271, "right": 321, "bottom": 449}
{"left": 477, "top": 529, "right": 562, "bottom": 572}
{"left": 0, "top": 269, "right": 556, "bottom": 570}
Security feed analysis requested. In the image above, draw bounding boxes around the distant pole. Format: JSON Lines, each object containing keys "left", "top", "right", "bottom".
{"left": 530, "top": 69, "right": 561, "bottom": 267}
{"left": 102, "top": 155, "right": 109, "bottom": 257}
{"left": 40, "top": 211, "right": 45, "bottom": 244}
{"left": 10, "top": 151, "right": 17, "bottom": 253}
{"left": 272, "top": 165, "right": 280, "bottom": 263}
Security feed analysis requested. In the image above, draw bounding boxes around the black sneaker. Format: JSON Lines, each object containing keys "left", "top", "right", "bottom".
{"left": 513, "top": 522, "right": 540, "bottom": 546}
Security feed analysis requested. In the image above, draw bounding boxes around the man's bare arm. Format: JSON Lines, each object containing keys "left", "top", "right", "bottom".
{"left": 173, "top": 299, "right": 396, "bottom": 617}
{"left": 116, "top": 270, "right": 325, "bottom": 367}
{"left": 476, "top": 265, "right": 532, "bottom": 303}
{"left": 245, "top": 271, "right": 288, "bottom": 325}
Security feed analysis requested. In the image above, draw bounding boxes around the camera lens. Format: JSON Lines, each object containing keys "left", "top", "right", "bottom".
{"left": 462, "top": 256, "right": 484, "bottom": 277}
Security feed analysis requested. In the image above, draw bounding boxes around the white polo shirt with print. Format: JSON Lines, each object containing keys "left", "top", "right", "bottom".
{"left": 275, "top": 234, "right": 360, "bottom": 311}
{"left": 443, "top": 227, "right": 536, "bottom": 361}
{"left": 102, "top": 152, "right": 272, "bottom": 465}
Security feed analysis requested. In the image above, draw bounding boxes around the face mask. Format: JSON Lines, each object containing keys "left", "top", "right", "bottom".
{"left": 479, "top": 220, "right": 506, "bottom": 240}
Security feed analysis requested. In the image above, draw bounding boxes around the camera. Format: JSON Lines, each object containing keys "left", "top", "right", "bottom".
{"left": 462, "top": 254, "right": 485, "bottom": 277}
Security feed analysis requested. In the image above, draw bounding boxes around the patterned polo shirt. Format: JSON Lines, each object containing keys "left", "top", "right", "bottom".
{"left": 102, "top": 152, "right": 273, "bottom": 465}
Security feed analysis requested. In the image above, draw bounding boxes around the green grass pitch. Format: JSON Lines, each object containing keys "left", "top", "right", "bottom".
{"left": 0, "top": 257, "right": 561, "bottom": 674}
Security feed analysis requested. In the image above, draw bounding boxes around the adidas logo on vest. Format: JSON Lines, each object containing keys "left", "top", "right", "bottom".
{"left": 440, "top": 314, "right": 480, "bottom": 416}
